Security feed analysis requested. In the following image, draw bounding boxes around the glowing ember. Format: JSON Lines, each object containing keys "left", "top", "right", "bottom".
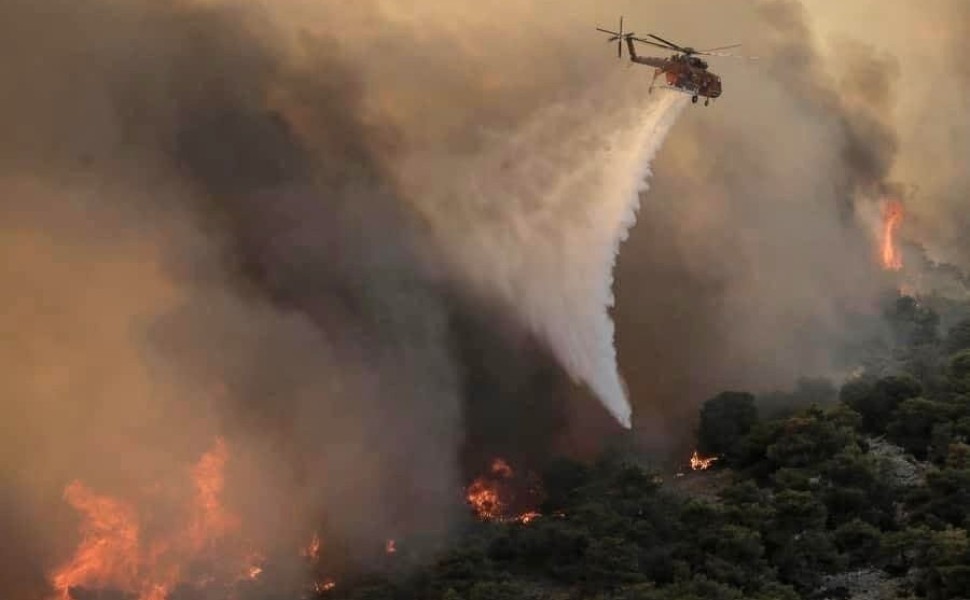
{"left": 690, "top": 450, "right": 718, "bottom": 471}
{"left": 516, "top": 511, "right": 541, "bottom": 524}
{"left": 385, "top": 539, "right": 396, "bottom": 554}
{"left": 49, "top": 438, "right": 254, "bottom": 600}
{"left": 881, "top": 199, "right": 904, "bottom": 271}
{"left": 315, "top": 578, "right": 337, "bottom": 593}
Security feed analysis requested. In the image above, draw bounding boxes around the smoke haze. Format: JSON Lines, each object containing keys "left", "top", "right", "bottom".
{"left": 2, "top": 0, "right": 970, "bottom": 597}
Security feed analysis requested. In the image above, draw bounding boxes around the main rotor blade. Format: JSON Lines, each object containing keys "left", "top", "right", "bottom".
{"left": 697, "top": 51, "right": 760, "bottom": 60}
{"left": 596, "top": 27, "right": 620, "bottom": 35}
{"left": 647, "top": 33, "right": 683, "bottom": 50}
{"left": 631, "top": 37, "right": 675, "bottom": 52}
{"left": 698, "top": 43, "right": 742, "bottom": 53}
{"left": 617, "top": 39, "right": 622, "bottom": 58}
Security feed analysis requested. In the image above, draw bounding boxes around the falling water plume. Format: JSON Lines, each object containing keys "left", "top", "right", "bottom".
{"left": 413, "top": 84, "right": 688, "bottom": 428}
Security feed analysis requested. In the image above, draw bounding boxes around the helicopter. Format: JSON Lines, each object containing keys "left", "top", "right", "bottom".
{"left": 596, "top": 17, "right": 756, "bottom": 106}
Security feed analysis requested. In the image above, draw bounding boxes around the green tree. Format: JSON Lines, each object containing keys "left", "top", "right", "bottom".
{"left": 698, "top": 391, "right": 758, "bottom": 461}
{"left": 887, "top": 398, "right": 960, "bottom": 459}
{"left": 887, "top": 295, "right": 940, "bottom": 348}
{"left": 913, "top": 468, "right": 970, "bottom": 528}
{"left": 949, "top": 350, "right": 970, "bottom": 393}
{"left": 833, "top": 519, "right": 882, "bottom": 566}
{"left": 841, "top": 374, "right": 922, "bottom": 434}
{"left": 945, "top": 318, "right": 970, "bottom": 354}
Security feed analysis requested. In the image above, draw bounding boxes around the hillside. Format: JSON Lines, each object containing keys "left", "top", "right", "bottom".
{"left": 318, "top": 294, "right": 970, "bottom": 600}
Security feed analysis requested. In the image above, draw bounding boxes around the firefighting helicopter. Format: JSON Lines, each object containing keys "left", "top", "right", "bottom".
{"left": 596, "top": 17, "right": 756, "bottom": 106}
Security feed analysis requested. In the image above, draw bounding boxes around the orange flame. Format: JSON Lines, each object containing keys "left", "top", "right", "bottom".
{"left": 49, "top": 438, "right": 254, "bottom": 600}
{"left": 690, "top": 450, "right": 718, "bottom": 471}
{"left": 315, "top": 578, "right": 337, "bottom": 593}
{"left": 465, "top": 458, "right": 542, "bottom": 524}
{"left": 881, "top": 199, "right": 904, "bottom": 271}
{"left": 51, "top": 482, "right": 145, "bottom": 600}
{"left": 302, "top": 532, "right": 322, "bottom": 562}
{"left": 490, "top": 458, "right": 513, "bottom": 478}
{"left": 466, "top": 479, "right": 504, "bottom": 520}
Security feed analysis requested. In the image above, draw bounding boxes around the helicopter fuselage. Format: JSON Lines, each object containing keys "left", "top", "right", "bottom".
{"left": 632, "top": 53, "right": 722, "bottom": 100}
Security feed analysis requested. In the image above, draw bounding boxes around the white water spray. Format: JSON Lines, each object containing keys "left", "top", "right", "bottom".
{"left": 409, "top": 77, "right": 688, "bottom": 428}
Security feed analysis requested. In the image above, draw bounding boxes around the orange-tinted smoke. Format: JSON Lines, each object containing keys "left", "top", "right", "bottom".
{"left": 881, "top": 199, "right": 904, "bottom": 271}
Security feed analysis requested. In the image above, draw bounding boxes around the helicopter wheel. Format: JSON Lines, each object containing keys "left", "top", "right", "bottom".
{"left": 691, "top": 95, "right": 698, "bottom": 104}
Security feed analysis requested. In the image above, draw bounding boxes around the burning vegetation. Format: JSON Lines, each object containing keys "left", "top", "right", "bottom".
{"left": 49, "top": 439, "right": 285, "bottom": 600}
{"left": 689, "top": 450, "right": 718, "bottom": 471}
{"left": 465, "top": 458, "right": 543, "bottom": 524}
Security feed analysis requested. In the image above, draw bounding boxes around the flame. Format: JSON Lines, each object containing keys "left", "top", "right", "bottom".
{"left": 466, "top": 479, "right": 504, "bottom": 520}
{"left": 243, "top": 551, "right": 265, "bottom": 581}
{"left": 302, "top": 532, "right": 322, "bottom": 562}
{"left": 315, "top": 578, "right": 336, "bottom": 593}
{"left": 490, "top": 458, "right": 513, "bottom": 478}
{"left": 465, "top": 458, "right": 542, "bottom": 524}
{"left": 187, "top": 438, "right": 238, "bottom": 550}
{"left": 881, "top": 199, "right": 904, "bottom": 271}
{"left": 51, "top": 482, "right": 145, "bottom": 600}
{"left": 49, "top": 438, "right": 255, "bottom": 600}
{"left": 385, "top": 539, "right": 396, "bottom": 554}
{"left": 689, "top": 450, "right": 718, "bottom": 471}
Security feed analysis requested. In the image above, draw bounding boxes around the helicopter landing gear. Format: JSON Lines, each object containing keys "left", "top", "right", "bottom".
{"left": 704, "top": 97, "right": 709, "bottom": 106}
{"left": 691, "top": 95, "right": 698, "bottom": 104}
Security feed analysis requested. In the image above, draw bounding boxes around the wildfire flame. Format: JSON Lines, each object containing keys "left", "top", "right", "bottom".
{"left": 881, "top": 199, "right": 904, "bottom": 271}
{"left": 465, "top": 458, "right": 542, "bottom": 524}
{"left": 466, "top": 458, "right": 512, "bottom": 520}
{"left": 51, "top": 483, "right": 146, "bottom": 600}
{"left": 302, "top": 533, "right": 321, "bottom": 562}
{"left": 385, "top": 539, "right": 396, "bottom": 554}
{"left": 49, "top": 438, "right": 256, "bottom": 600}
{"left": 689, "top": 450, "right": 718, "bottom": 471}
{"left": 466, "top": 479, "right": 504, "bottom": 520}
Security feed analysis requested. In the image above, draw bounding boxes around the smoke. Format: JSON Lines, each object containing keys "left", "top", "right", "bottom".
{"left": 0, "top": 0, "right": 687, "bottom": 595}
{"left": 0, "top": 0, "right": 466, "bottom": 593}
{"left": 5, "top": 0, "right": 970, "bottom": 595}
